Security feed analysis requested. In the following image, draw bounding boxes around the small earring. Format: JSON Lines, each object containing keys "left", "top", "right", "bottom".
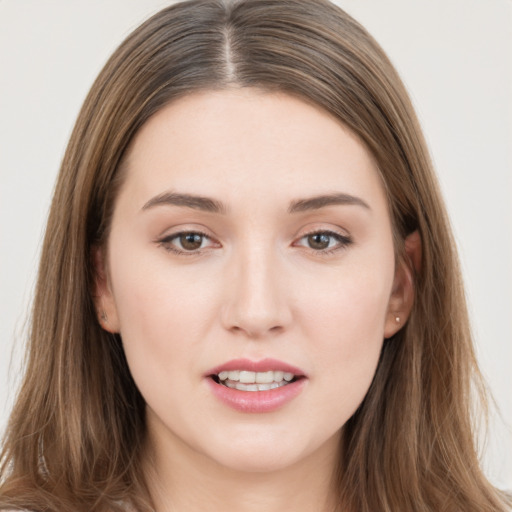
{"left": 100, "top": 310, "right": 108, "bottom": 323}
{"left": 395, "top": 316, "right": 401, "bottom": 324}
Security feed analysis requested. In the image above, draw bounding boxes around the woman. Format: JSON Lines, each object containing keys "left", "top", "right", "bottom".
{"left": 0, "top": 0, "right": 509, "bottom": 511}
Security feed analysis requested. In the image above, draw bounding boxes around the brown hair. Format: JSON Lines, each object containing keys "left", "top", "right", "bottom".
{"left": 1, "top": 1, "right": 509, "bottom": 511}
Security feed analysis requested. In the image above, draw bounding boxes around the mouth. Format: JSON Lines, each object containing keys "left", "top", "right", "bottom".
{"left": 210, "top": 370, "right": 302, "bottom": 392}
{"left": 206, "top": 361, "right": 307, "bottom": 413}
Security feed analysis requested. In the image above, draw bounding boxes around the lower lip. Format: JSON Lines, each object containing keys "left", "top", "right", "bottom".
{"left": 206, "top": 378, "right": 307, "bottom": 413}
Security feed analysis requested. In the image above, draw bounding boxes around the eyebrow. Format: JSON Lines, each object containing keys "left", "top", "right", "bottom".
{"left": 141, "top": 191, "right": 370, "bottom": 215}
{"left": 288, "top": 193, "right": 370, "bottom": 213}
{"left": 142, "top": 192, "right": 227, "bottom": 214}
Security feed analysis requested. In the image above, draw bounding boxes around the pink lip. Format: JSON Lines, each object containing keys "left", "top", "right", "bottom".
{"left": 205, "top": 358, "right": 307, "bottom": 413}
{"left": 205, "top": 358, "right": 307, "bottom": 377}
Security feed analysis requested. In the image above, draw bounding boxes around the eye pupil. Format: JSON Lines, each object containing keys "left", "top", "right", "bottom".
{"left": 180, "top": 233, "right": 203, "bottom": 250}
{"left": 308, "top": 233, "right": 330, "bottom": 249}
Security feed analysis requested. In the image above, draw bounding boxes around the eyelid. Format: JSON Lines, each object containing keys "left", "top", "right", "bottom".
{"left": 156, "top": 228, "right": 221, "bottom": 255}
{"left": 292, "top": 227, "right": 353, "bottom": 254}
{"left": 154, "top": 224, "right": 352, "bottom": 256}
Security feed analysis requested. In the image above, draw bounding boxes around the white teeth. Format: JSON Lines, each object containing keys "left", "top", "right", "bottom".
{"left": 216, "top": 370, "right": 297, "bottom": 387}
{"left": 274, "top": 371, "right": 284, "bottom": 381}
{"left": 224, "top": 380, "right": 288, "bottom": 392}
{"left": 236, "top": 383, "right": 258, "bottom": 391}
{"left": 239, "top": 371, "right": 256, "bottom": 383}
{"left": 227, "top": 370, "right": 239, "bottom": 381}
{"left": 256, "top": 371, "right": 273, "bottom": 384}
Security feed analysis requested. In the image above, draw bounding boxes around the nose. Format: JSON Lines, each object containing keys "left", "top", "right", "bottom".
{"left": 221, "top": 243, "right": 292, "bottom": 338}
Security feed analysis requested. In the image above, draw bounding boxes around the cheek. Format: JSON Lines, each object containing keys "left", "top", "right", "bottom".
{"left": 295, "top": 259, "right": 393, "bottom": 407}
{"left": 107, "top": 247, "right": 221, "bottom": 392}
{"left": 299, "top": 257, "right": 393, "bottom": 344}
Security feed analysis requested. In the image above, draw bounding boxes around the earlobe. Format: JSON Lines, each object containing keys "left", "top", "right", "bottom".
{"left": 91, "top": 246, "right": 120, "bottom": 333}
{"left": 384, "top": 230, "right": 422, "bottom": 338}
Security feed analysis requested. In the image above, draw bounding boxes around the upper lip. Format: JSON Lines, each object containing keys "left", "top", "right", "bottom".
{"left": 206, "top": 358, "right": 307, "bottom": 378}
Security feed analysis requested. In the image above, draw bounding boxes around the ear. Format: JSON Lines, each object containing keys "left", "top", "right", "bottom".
{"left": 91, "top": 246, "right": 120, "bottom": 333}
{"left": 384, "top": 230, "right": 422, "bottom": 338}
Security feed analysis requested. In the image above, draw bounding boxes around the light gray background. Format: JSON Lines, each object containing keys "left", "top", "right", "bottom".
{"left": 1, "top": 0, "right": 511, "bottom": 488}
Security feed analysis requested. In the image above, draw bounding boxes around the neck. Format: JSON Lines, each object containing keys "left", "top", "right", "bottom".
{"left": 142, "top": 420, "right": 342, "bottom": 512}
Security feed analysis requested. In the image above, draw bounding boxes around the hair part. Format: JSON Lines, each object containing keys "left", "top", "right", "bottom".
{"left": 1, "top": 1, "right": 509, "bottom": 511}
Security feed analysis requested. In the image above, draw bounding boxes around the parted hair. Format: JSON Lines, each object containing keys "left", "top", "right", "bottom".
{"left": 0, "top": 1, "right": 509, "bottom": 511}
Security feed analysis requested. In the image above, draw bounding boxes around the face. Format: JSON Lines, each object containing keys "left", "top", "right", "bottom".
{"left": 96, "top": 89, "right": 413, "bottom": 474}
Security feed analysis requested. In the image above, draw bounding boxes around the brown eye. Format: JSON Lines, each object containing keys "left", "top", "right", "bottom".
{"left": 294, "top": 230, "right": 352, "bottom": 253}
{"left": 307, "top": 233, "right": 331, "bottom": 250}
{"left": 159, "top": 231, "right": 215, "bottom": 254}
{"left": 179, "top": 233, "right": 204, "bottom": 251}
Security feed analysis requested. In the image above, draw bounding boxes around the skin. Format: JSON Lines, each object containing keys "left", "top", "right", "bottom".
{"left": 95, "top": 89, "right": 417, "bottom": 512}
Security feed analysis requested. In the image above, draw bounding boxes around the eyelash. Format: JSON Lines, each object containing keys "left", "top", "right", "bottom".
{"left": 158, "top": 230, "right": 217, "bottom": 256}
{"left": 295, "top": 230, "right": 353, "bottom": 255}
{"left": 157, "top": 229, "right": 352, "bottom": 256}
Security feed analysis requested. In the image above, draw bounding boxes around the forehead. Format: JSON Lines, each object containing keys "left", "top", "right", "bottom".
{"left": 119, "top": 88, "right": 388, "bottom": 214}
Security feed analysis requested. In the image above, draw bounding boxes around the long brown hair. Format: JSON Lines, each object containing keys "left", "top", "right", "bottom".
{"left": 1, "top": 1, "right": 509, "bottom": 511}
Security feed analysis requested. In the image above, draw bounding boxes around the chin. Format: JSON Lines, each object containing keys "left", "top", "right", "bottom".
{"left": 204, "top": 425, "right": 335, "bottom": 475}
{"left": 210, "top": 446, "right": 303, "bottom": 474}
